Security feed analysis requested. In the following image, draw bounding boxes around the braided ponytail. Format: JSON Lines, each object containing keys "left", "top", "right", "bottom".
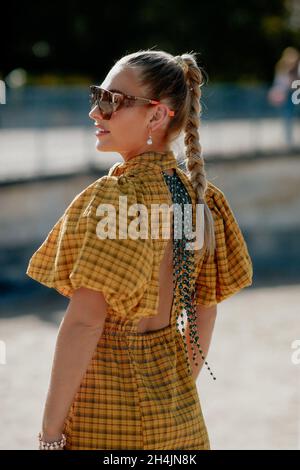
{"left": 177, "top": 54, "right": 216, "bottom": 257}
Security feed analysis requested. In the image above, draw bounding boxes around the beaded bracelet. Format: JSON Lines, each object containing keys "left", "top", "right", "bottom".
{"left": 38, "top": 431, "right": 66, "bottom": 450}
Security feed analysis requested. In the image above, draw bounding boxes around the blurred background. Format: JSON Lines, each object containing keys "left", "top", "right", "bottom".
{"left": 0, "top": 0, "right": 300, "bottom": 450}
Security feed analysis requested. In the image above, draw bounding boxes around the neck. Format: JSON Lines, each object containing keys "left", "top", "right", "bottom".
{"left": 120, "top": 146, "right": 172, "bottom": 163}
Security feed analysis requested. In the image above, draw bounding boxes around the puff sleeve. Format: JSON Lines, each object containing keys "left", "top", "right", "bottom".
{"left": 194, "top": 182, "right": 253, "bottom": 306}
{"left": 26, "top": 175, "right": 153, "bottom": 316}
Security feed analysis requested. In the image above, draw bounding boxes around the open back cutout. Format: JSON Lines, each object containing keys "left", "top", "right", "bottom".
{"left": 136, "top": 168, "right": 176, "bottom": 333}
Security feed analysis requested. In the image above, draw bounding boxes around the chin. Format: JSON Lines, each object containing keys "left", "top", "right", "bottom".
{"left": 96, "top": 141, "right": 110, "bottom": 151}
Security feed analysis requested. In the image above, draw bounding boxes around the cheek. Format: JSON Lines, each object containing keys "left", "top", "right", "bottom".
{"left": 110, "top": 108, "right": 146, "bottom": 140}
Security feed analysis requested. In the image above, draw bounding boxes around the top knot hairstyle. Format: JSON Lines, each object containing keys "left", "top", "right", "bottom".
{"left": 116, "top": 49, "right": 216, "bottom": 257}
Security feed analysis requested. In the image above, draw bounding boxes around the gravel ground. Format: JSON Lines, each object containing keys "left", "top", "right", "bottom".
{"left": 0, "top": 283, "right": 299, "bottom": 450}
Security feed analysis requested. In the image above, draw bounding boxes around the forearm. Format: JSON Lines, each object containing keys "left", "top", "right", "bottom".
{"left": 185, "top": 304, "right": 217, "bottom": 381}
{"left": 41, "top": 316, "right": 104, "bottom": 440}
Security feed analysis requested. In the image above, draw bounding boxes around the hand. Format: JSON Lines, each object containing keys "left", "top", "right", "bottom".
{"left": 267, "top": 87, "right": 286, "bottom": 106}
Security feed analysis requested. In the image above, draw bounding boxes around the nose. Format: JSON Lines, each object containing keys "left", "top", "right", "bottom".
{"left": 89, "top": 105, "right": 99, "bottom": 121}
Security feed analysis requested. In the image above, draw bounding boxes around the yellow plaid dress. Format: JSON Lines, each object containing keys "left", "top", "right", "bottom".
{"left": 26, "top": 150, "right": 253, "bottom": 450}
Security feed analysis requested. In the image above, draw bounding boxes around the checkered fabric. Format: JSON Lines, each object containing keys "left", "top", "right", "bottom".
{"left": 194, "top": 182, "right": 253, "bottom": 306}
{"left": 26, "top": 150, "right": 253, "bottom": 450}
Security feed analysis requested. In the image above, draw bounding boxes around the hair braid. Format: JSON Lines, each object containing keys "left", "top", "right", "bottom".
{"left": 180, "top": 55, "right": 216, "bottom": 256}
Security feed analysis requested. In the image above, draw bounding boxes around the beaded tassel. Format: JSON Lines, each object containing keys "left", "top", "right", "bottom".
{"left": 163, "top": 171, "right": 216, "bottom": 381}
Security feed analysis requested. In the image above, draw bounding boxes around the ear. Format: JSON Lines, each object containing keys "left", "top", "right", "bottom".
{"left": 148, "top": 104, "right": 169, "bottom": 132}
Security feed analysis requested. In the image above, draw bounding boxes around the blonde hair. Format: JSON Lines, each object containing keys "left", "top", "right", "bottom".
{"left": 116, "top": 48, "right": 216, "bottom": 256}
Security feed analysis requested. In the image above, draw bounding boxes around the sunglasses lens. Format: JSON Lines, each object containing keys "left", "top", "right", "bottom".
{"left": 89, "top": 87, "right": 122, "bottom": 119}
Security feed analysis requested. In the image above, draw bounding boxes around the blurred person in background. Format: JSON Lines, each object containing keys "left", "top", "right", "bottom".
{"left": 268, "top": 46, "right": 300, "bottom": 149}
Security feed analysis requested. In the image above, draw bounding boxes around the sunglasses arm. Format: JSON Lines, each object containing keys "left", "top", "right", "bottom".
{"left": 147, "top": 99, "right": 175, "bottom": 117}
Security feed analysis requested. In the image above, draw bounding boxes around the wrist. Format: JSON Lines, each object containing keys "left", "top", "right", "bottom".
{"left": 38, "top": 431, "right": 66, "bottom": 450}
{"left": 41, "top": 431, "right": 63, "bottom": 443}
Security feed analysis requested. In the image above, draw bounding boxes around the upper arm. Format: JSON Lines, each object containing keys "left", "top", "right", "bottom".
{"left": 64, "top": 287, "right": 109, "bottom": 328}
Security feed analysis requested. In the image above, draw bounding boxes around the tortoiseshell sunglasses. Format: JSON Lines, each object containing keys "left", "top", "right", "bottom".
{"left": 89, "top": 85, "right": 175, "bottom": 120}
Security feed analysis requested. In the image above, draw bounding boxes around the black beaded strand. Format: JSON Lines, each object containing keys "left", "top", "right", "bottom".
{"left": 163, "top": 171, "right": 217, "bottom": 381}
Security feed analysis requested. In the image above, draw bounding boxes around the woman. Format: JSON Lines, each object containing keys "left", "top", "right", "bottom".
{"left": 268, "top": 46, "right": 300, "bottom": 148}
{"left": 26, "top": 50, "right": 253, "bottom": 450}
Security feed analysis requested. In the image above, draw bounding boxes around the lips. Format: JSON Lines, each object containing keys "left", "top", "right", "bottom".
{"left": 95, "top": 124, "right": 110, "bottom": 133}
{"left": 96, "top": 129, "right": 110, "bottom": 134}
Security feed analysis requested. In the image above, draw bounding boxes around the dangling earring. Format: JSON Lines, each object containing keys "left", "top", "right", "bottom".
{"left": 147, "top": 129, "right": 153, "bottom": 145}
